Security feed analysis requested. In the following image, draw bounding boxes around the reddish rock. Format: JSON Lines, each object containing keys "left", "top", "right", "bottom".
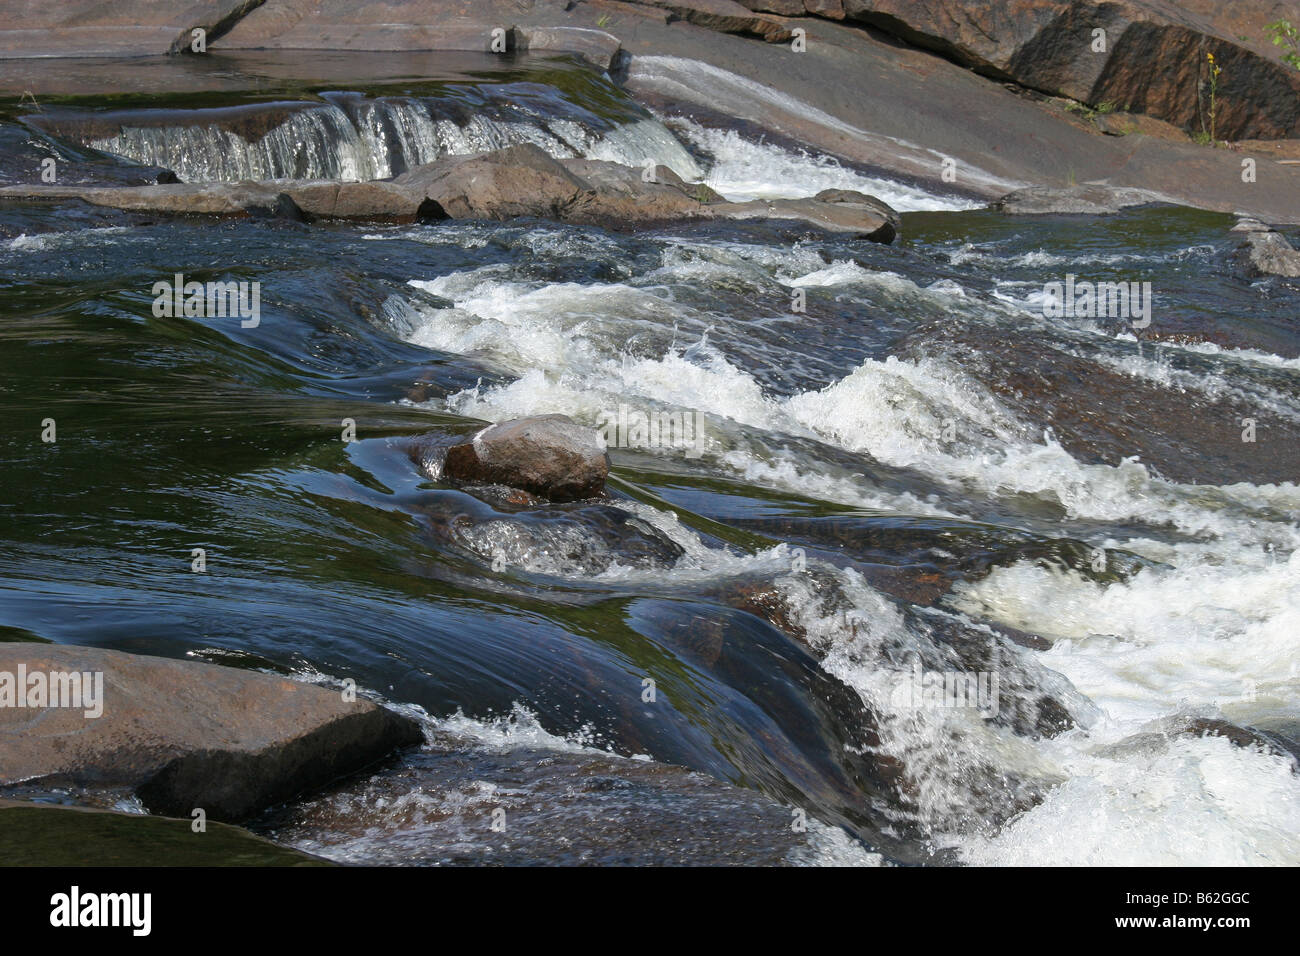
{"left": 803, "top": 0, "right": 845, "bottom": 18}
{"left": 0, "top": 644, "right": 423, "bottom": 822}
{"left": 396, "top": 143, "right": 589, "bottom": 220}
{"left": 737, "top": 0, "right": 807, "bottom": 15}
{"left": 838, "top": 0, "right": 1300, "bottom": 140}
{"left": 634, "top": 0, "right": 794, "bottom": 41}
{"left": 438, "top": 415, "right": 611, "bottom": 502}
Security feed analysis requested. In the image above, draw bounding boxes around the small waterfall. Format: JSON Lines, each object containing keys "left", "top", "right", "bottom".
{"left": 71, "top": 94, "right": 703, "bottom": 185}
{"left": 585, "top": 117, "right": 703, "bottom": 179}
{"left": 91, "top": 105, "right": 381, "bottom": 183}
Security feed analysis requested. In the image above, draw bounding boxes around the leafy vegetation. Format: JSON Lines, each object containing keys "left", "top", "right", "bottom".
{"left": 1267, "top": 19, "right": 1300, "bottom": 69}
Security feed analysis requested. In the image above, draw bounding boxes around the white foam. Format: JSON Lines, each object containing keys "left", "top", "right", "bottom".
{"left": 949, "top": 550, "right": 1300, "bottom": 725}
{"left": 668, "top": 117, "right": 976, "bottom": 211}
{"left": 956, "top": 733, "right": 1300, "bottom": 866}
{"left": 3, "top": 226, "right": 132, "bottom": 252}
{"left": 391, "top": 246, "right": 1300, "bottom": 865}
{"left": 429, "top": 702, "right": 620, "bottom": 756}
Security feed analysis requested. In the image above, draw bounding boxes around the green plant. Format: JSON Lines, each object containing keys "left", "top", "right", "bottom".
{"left": 596, "top": 13, "right": 610, "bottom": 28}
{"left": 1267, "top": 19, "right": 1300, "bottom": 69}
{"left": 1063, "top": 98, "right": 1118, "bottom": 130}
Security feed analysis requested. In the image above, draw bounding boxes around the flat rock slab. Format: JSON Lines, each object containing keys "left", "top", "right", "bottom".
{"left": 0, "top": 799, "right": 330, "bottom": 866}
{"left": 0, "top": 181, "right": 301, "bottom": 218}
{"left": 993, "top": 183, "right": 1176, "bottom": 215}
{"left": 0, "top": 645, "right": 423, "bottom": 821}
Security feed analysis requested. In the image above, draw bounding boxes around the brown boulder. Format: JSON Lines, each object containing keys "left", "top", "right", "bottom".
{"left": 395, "top": 143, "right": 589, "bottom": 220}
{"left": 0, "top": 644, "right": 423, "bottom": 821}
{"left": 562, "top": 156, "right": 724, "bottom": 223}
{"left": 722, "top": 192, "right": 899, "bottom": 240}
{"left": 436, "top": 415, "right": 611, "bottom": 502}
{"left": 283, "top": 180, "right": 423, "bottom": 221}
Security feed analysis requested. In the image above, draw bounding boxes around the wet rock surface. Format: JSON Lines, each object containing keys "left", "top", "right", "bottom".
{"left": 0, "top": 124, "right": 177, "bottom": 188}
{"left": 898, "top": 319, "right": 1300, "bottom": 487}
{"left": 1234, "top": 221, "right": 1300, "bottom": 278}
{"left": 993, "top": 183, "right": 1175, "bottom": 215}
{"left": 0, "top": 645, "right": 423, "bottom": 822}
{"left": 416, "top": 415, "right": 612, "bottom": 502}
{"left": 251, "top": 724, "right": 874, "bottom": 866}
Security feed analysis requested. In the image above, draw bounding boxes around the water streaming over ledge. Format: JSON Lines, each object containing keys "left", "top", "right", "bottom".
{"left": 27, "top": 90, "right": 704, "bottom": 184}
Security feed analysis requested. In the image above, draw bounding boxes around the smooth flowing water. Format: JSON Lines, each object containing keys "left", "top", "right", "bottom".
{"left": 1, "top": 54, "right": 1297, "bottom": 866}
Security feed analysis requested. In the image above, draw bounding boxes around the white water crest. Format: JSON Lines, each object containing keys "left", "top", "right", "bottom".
{"left": 668, "top": 116, "right": 977, "bottom": 211}
{"left": 384, "top": 221, "right": 1300, "bottom": 864}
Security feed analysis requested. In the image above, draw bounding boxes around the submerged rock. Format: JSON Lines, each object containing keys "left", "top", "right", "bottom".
{"left": 428, "top": 415, "right": 611, "bottom": 502}
{"left": 0, "top": 644, "right": 423, "bottom": 822}
{"left": 993, "top": 183, "right": 1173, "bottom": 215}
{"left": 1181, "top": 717, "right": 1300, "bottom": 766}
{"left": 252, "top": 730, "right": 865, "bottom": 866}
{"left": 1101, "top": 716, "right": 1300, "bottom": 770}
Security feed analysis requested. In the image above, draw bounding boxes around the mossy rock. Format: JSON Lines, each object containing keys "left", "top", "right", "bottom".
{"left": 0, "top": 801, "right": 330, "bottom": 866}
